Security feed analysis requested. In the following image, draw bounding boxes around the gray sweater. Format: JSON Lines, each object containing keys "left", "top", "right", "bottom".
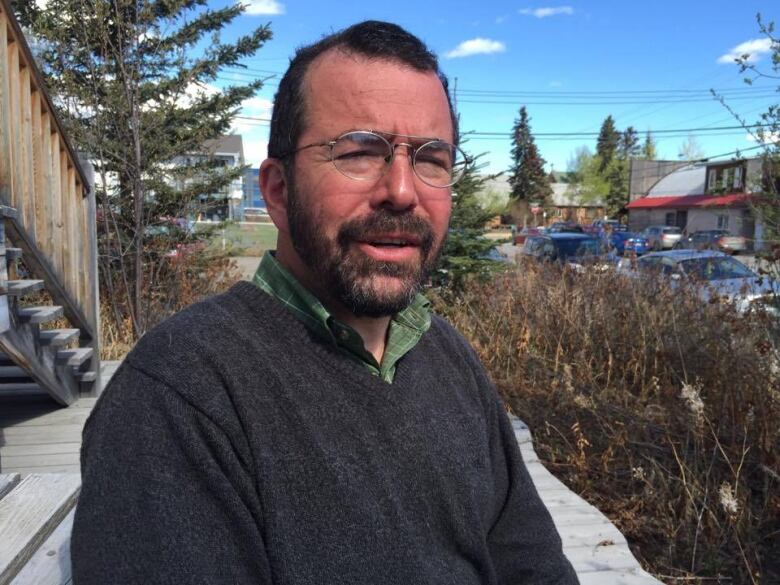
{"left": 72, "top": 282, "right": 577, "bottom": 584}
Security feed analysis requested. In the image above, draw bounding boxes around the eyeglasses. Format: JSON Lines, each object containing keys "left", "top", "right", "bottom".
{"left": 279, "top": 130, "right": 469, "bottom": 189}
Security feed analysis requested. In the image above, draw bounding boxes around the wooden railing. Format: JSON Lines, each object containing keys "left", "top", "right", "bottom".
{"left": 0, "top": 0, "right": 98, "bottom": 344}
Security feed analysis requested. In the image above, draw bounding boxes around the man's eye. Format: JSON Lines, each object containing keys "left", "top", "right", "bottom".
{"left": 337, "top": 149, "right": 383, "bottom": 160}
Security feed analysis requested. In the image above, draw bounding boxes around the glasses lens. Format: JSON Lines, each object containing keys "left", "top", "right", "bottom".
{"left": 331, "top": 132, "right": 390, "bottom": 180}
{"left": 414, "top": 141, "right": 468, "bottom": 188}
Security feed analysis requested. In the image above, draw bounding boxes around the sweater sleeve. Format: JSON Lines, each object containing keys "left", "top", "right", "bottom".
{"left": 486, "top": 397, "right": 579, "bottom": 584}
{"left": 71, "top": 363, "right": 272, "bottom": 585}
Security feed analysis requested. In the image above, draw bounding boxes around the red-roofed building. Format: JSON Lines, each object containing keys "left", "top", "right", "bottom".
{"left": 626, "top": 157, "right": 770, "bottom": 250}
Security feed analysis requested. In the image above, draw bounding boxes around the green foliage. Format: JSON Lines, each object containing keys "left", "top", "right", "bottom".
{"left": 433, "top": 146, "right": 508, "bottom": 291}
{"left": 13, "top": 0, "right": 271, "bottom": 336}
{"left": 596, "top": 115, "right": 620, "bottom": 172}
{"left": 507, "top": 107, "right": 552, "bottom": 207}
{"left": 641, "top": 131, "right": 658, "bottom": 160}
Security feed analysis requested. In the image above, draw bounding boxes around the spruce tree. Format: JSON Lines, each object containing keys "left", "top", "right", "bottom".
{"left": 596, "top": 115, "right": 620, "bottom": 172}
{"left": 13, "top": 0, "right": 272, "bottom": 337}
{"left": 507, "top": 107, "right": 552, "bottom": 221}
{"left": 642, "top": 131, "right": 658, "bottom": 160}
{"left": 433, "top": 140, "right": 507, "bottom": 291}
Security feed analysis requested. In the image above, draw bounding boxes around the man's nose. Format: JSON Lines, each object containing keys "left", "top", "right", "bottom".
{"left": 375, "top": 144, "right": 419, "bottom": 210}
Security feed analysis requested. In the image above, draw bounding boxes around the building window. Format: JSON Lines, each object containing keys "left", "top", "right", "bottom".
{"left": 707, "top": 163, "right": 747, "bottom": 194}
{"left": 665, "top": 212, "right": 675, "bottom": 226}
{"left": 717, "top": 214, "right": 729, "bottom": 229}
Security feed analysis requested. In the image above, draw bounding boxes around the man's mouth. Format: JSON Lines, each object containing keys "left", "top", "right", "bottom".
{"left": 361, "top": 235, "right": 420, "bottom": 248}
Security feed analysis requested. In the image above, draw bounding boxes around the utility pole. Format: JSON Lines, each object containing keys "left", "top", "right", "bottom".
{"left": 453, "top": 77, "right": 458, "bottom": 115}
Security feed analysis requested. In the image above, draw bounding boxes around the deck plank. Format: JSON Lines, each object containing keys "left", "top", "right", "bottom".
{"left": 0, "top": 474, "right": 80, "bottom": 583}
{"left": 10, "top": 508, "right": 74, "bottom": 585}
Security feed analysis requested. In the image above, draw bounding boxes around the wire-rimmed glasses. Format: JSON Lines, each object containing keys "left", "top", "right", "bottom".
{"left": 280, "top": 130, "right": 469, "bottom": 189}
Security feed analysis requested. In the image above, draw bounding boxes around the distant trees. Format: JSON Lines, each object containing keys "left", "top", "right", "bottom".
{"left": 642, "top": 131, "right": 658, "bottom": 160}
{"left": 568, "top": 117, "right": 647, "bottom": 217}
{"left": 13, "top": 0, "right": 271, "bottom": 338}
{"left": 507, "top": 107, "right": 552, "bottom": 224}
{"left": 678, "top": 134, "right": 706, "bottom": 161}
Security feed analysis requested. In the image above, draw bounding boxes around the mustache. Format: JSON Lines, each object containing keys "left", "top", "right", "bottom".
{"left": 337, "top": 211, "right": 435, "bottom": 254}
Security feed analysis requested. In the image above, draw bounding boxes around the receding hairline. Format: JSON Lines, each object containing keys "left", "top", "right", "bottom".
{"left": 297, "top": 46, "right": 455, "bottom": 141}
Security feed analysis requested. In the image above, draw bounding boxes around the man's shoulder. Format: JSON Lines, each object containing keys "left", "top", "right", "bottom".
{"left": 123, "top": 282, "right": 287, "bottom": 384}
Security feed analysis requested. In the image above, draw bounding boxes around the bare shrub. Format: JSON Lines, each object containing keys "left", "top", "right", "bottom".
{"left": 100, "top": 247, "right": 241, "bottom": 360}
{"left": 432, "top": 263, "right": 779, "bottom": 583}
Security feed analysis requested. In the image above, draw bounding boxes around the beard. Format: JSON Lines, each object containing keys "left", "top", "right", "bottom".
{"left": 286, "top": 184, "right": 443, "bottom": 318}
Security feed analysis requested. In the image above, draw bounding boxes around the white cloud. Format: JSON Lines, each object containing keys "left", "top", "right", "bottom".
{"left": 445, "top": 38, "right": 506, "bottom": 59}
{"left": 519, "top": 6, "right": 574, "bottom": 18}
{"left": 717, "top": 38, "right": 773, "bottom": 64}
{"left": 495, "top": 15, "right": 509, "bottom": 24}
{"left": 245, "top": 0, "right": 285, "bottom": 15}
{"left": 746, "top": 130, "right": 779, "bottom": 145}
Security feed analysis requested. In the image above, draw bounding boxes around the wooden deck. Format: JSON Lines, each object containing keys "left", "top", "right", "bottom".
{"left": 0, "top": 362, "right": 120, "bottom": 475}
{"left": 0, "top": 361, "right": 661, "bottom": 583}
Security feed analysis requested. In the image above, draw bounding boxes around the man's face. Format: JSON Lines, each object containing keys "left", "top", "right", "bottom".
{"left": 278, "top": 51, "right": 454, "bottom": 317}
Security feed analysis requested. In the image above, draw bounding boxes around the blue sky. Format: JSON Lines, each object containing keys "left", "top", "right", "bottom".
{"left": 219, "top": 1, "right": 778, "bottom": 176}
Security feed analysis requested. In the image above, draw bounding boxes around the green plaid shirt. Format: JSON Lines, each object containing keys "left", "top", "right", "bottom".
{"left": 251, "top": 252, "right": 431, "bottom": 383}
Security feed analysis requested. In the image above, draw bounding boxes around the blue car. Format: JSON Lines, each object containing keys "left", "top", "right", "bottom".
{"left": 608, "top": 231, "right": 646, "bottom": 255}
{"left": 622, "top": 233, "right": 651, "bottom": 256}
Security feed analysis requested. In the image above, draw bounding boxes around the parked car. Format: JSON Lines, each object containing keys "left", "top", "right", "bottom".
{"left": 608, "top": 231, "right": 645, "bottom": 256}
{"left": 548, "top": 221, "right": 585, "bottom": 233}
{"left": 674, "top": 230, "right": 748, "bottom": 255}
{"left": 522, "top": 232, "right": 615, "bottom": 270}
{"left": 622, "top": 233, "right": 651, "bottom": 256}
{"left": 618, "top": 249, "right": 779, "bottom": 315}
{"left": 640, "top": 225, "right": 683, "bottom": 250}
{"left": 592, "top": 219, "right": 627, "bottom": 233}
{"left": 513, "top": 227, "right": 544, "bottom": 246}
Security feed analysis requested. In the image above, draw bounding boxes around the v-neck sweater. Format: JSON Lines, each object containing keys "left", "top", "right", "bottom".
{"left": 72, "top": 282, "right": 577, "bottom": 585}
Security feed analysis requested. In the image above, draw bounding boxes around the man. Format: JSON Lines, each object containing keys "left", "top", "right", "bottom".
{"left": 72, "top": 21, "right": 578, "bottom": 585}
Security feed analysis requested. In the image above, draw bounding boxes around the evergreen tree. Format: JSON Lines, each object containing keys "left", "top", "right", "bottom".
{"left": 433, "top": 141, "right": 507, "bottom": 291}
{"left": 596, "top": 115, "right": 620, "bottom": 172}
{"left": 619, "top": 126, "right": 641, "bottom": 159}
{"left": 507, "top": 107, "right": 552, "bottom": 221}
{"left": 642, "top": 131, "right": 658, "bottom": 160}
{"left": 13, "top": 0, "right": 272, "bottom": 337}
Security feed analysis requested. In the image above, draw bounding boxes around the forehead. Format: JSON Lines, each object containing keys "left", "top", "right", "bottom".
{"left": 301, "top": 50, "right": 454, "bottom": 142}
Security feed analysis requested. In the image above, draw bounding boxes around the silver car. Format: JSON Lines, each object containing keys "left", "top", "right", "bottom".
{"left": 618, "top": 250, "right": 780, "bottom": 316}
{"left": 640, "top": 225, "right": 683, "bottom": 250}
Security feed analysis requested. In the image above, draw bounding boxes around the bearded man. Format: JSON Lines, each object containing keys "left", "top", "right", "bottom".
{"left": 72, "top": 20, "right": 578, "bottom": 585}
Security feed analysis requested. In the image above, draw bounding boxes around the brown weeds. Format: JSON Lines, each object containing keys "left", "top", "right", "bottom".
{"left": 432, "top": 262, "right": 779, "bottom": 584}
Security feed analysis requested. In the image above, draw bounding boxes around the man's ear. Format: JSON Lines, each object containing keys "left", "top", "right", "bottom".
{"left": 260, "top": 158, "right": 290, "bottom": 234}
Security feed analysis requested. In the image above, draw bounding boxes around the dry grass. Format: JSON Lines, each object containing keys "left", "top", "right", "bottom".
{"left": 432, "top": 262, "right": 779, "bottom": 584}
{"left": 99, "top": 248, "right": 242, "bottom": 360}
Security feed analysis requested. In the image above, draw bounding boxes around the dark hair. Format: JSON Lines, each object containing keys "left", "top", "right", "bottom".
{"left": 267, "top": 20, "right": 458, "bottom": 161}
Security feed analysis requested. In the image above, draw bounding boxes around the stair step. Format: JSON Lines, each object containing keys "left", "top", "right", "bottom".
{"left": 0, "top": 205, "right": 18, "bottom": 219}
{"left": 0, "top": 365, "right": 30, "bottom": 378}
{"left": 2, "top": 279, "right": 45, "bottom": 296}
{"left": 3, "top": 247, "right": 22, "bottom": 261}
{"left": 56, "top": 347, "right": 93, "bottom": 367}
{"left": 77, "top": 370, "right": 97, "bottom": 382}
{"left": 39, "top": 328, "right": 80, "bottom": 347}
{"left": 18, "top": 305, "right": 64, "bottom": 324}
{"left": 0, "top": 382, "right": 44, "bottom": 396}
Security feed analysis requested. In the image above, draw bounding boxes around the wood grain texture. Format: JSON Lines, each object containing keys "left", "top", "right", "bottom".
{"left": 0, "top": 474, "right": 20, "bottom": 499}
{"left": 0, "top": 473, "right": 80, "bottom": 584}
{"left": 10, "top": 508, "right": 74, "bottom": 585}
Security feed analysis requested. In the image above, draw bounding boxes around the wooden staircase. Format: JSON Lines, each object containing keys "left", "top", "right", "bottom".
{"left": 0, "top": 206, "right": 97, "bottom": 406}
{"left": 0, "top": 1, "right": 101, "bottom": 406}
